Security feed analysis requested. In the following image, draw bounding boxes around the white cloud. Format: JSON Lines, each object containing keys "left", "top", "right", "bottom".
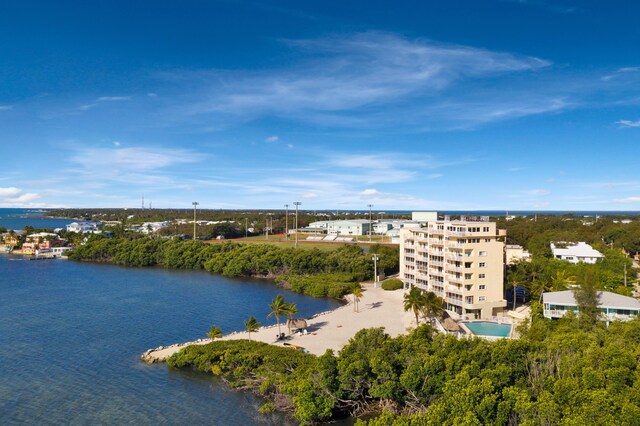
{"left": 0, "top": 105, "right": 13, "bottom": 111}
{"left": 0, "top": 187, "right": 41, "bottom": 207}
{"left": 612, "top": 196, "right": 640, "bottom": 204}
{"left": 65, "top": 146, "right": 206, "bottom": 187}
{"left": 164, "top": 32, "right": 557, "bottom": 129}
{"left": 287, "top": 144, "right": 294, "bottom": 149}
{"left": 359, "top": 188, "right": 381, "bottom": 197}
{"left": 113, "top": 141, "right": 121, "bottom": 147}
{"left": 302, "top": 192, "right": 319, "bottom": 199}
{"left": 602, "top": 66, "right": 640, "bottom": 81}
{"left": 96, "top": 96, "right": 131, "bottom": 102}
{"left": 265, "top": 135, "right": 279, "bottom": 143}
{"left": 616, "top": 119, "right": 640, "bottom": 128}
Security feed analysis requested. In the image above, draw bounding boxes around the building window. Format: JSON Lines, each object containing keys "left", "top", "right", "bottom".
{"left": 479, "top": 284, "right": 486, "bottom": 290}
{"left": 478, "top": 296, "right": 486, "bottom": 301}
{"left": 464, "top": 273, "right": 472, "bottom": 279}
{"left": 479, "top": 251, "right": 487, "bottom": 256}
{"left": 479, "top": 274, "right": 485, "bottom": 279}
{"left": 479, "top": 262, "right": 486, "bottom": 267}
{"left": 483, "top": 227, "right": 489, "bottom": 232}
{"left": 485, "top": 238, "right": 491, "bottom": 242}
{"left": 465, "top": 262, "right": 472, "bottom": 268}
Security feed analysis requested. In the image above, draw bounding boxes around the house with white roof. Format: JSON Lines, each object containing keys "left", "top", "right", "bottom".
{"left": 550, "top": 242, "right": 603, "bottom": 264}
{"left": 66, "top": 222, "right": 100, "bottom": 233}
{"left": 543, "top": 290, "right": 640, "bottom": 322}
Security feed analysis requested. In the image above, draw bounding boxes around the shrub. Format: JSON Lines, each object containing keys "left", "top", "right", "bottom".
{"left": 381, "top": 278, "right": 404, "bottom": 291}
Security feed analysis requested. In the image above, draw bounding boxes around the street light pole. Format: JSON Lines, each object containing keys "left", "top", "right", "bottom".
{"left": 294, "top": 201, "right": 301, "bottom": 248}
{"left": 372, "top": 254, "right": 380, "bottom": 287}
{"left": 192, "top": 201, "right": 199, "bottom": 241}
{"left": 367, "top": 204, "right": 373, "bottom": 242}
{"left": 284, "top": 204, "right": 289, "bottom": 240}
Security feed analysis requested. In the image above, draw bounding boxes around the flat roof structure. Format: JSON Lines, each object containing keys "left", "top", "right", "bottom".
{"left": 543, "top": 290, "right": 640, "bottom": 321}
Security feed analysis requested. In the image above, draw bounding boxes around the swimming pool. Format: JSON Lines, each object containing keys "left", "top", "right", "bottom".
{"left": 462, "top": 321, "right": 511, "bottom": 337}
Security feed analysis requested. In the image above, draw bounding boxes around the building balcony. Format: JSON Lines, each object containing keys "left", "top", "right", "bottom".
{"left": 446, "top": 265, "right": 463, "bottom": 273}
{"left": 447, "top": 285, "right": 463, "bottom": 295}
{"left": 446, "top": 253, "right": 464, "bottom": 261}
{"left": 447, "top": 241, "right": 465, "bottom": 248}
{"left": 429, "top": 268, "right": 444, "bottom": 276}
{"left": 448, "top": 275, "right": 463, "bottom": 284}
{"left": 447, "top": 231, "right": 471, "bottom": 237}
{"left": 430, "top": 260, "right": 444, "bottom": 267}
{"left": 429, "top": 238, "right": 445, "bottom": 245}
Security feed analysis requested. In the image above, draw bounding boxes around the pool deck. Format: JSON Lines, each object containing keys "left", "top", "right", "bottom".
{"left": 459, "top": 319, "right": 514, "bottom": 340}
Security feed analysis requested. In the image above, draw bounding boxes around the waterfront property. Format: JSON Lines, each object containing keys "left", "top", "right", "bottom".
{"left": 399, "top": 215, "right": 507, "bottom": 319}
{"left": 543, "top": 290, "right": 640, "bottom": 322}
{"left": 66, "top": 221, "right": 100, "bottom": 233}
{"left": 460, "top": 320, "right": 512, "bottom": 338}
{"left": 550, "top": 241, "right": 603, "bottom": 264}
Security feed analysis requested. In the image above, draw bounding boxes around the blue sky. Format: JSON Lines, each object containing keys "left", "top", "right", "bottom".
{"left": 1, "top": 0, "right": 640, "bottom": 210}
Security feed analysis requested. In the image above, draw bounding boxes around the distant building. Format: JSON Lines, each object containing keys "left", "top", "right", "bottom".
{"left": 66, "top": 222, "right": 100, "bottom": 233}
{"left": 551, "top": 242, "right": 603, "bottom": 264}
{"left": 22, "top": 232, "right": 65, "bottom": 254}
{"left": 400, "top": 215, "right": 507, "bottom": 319}
{"left": 543, "top": 290, "right": 640, "bottom": 322}
{"left": 505, "top": 244, "right": 531, "bottom": 265}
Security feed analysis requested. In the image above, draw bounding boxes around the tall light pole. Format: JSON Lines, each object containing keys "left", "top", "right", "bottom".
{"left": 192, "top": 201, "right": 199, "bottom": 241}
{"left": 245, "top": 217, "right": 248, "bottom": 238}
{"left": 372, "top": 254, "right": 380, "bottom": 287}
{"left": 294, "top": 201, "right": 301, "bottom": 248}
{"left": 367, "top": 204, "right": 373, "bottom": 242}
{"left": 284, "top": 204, "right": 289, "bottom": 240}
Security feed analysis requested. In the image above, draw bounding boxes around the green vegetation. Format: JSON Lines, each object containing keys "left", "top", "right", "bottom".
{"left": 500, "top": 214, "right": 640, "bottom": 255}
{"left": 207, "top": 325, "right": 223, "bottom": 340}
{"left": 381, "top": 278, "right": 404, "bottom": 291}
{"left": 268, "top": 295, "right": 288, "bottom": 335}
{"left": 244, "top": 316, "right": 260, "bottom": 341}
{"left": 507, "top": 246, "right": 633, "bottom": 298}
{"left": 68, "top": 236, "right": 399, "bottom": 299}
{"left": 168, "top": 316, "right": 640, "bottom": 425}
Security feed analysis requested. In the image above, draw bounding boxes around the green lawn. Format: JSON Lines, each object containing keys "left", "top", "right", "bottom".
{"left": 207, "top": 234, "right": 396, "bottom": 251}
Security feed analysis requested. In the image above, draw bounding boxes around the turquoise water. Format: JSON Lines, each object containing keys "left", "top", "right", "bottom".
{"left": 0, "top": 255, "right": 340, "bottom": 424}
{"left": 462, "top": 321, "right": 511, "bottom": 337}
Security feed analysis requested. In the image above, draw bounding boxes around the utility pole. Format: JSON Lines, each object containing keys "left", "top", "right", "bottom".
{"left": 284, "top": 204, "right": 289, "bottom": 240}
{"left": 372, "top": 254, "right": 380, "bottom": 288}
{"left": 266, "top": 219, "right": 269, "bottom": 240}
{"left": 368, "top": 204, "right": 373, "bottom": 242}
{"left": 245, "top": 217, "right": 248, "bottom": 238}
{"left": 192, "top": 201, "right": 199, "bottom": 240}
{"left": 294, "top": 201, "right": 301, "bottom": 248}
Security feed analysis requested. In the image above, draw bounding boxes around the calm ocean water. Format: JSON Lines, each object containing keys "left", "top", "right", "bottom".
{"left": 0, "top": 208, "right": 75, "bottom": 230}
{"left": 0, "top": 255, "right": 340, "bottom": 424}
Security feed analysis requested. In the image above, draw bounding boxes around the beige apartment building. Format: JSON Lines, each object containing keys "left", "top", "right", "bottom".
{"left": 400, "top": 216, "right": 507, "bottom": 319}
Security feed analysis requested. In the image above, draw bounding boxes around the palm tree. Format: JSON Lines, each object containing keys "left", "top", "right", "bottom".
{"left": 244, "top": 316, "right": 260, "bottom": 341}
{"left": 283, "top": 302, "right": 299, "bottom": 333}
{"left": 551, "top": 270, "right": 576, "bottom": 292}
{"left": 421, "top": 291, "right": 444, "bottom": 324}
{"left": 352, "top": 285, "right": 363, "bottom": 312}
{"left": 404, "top": 287, "right": 427, "bottom": 326}
{"left": 207, "top": 325, "right": 222, "bottom": 340}
{"left": 268, "top": 294, "right": 287, "bottom": 335}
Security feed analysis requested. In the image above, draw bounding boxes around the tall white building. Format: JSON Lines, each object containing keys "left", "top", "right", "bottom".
{"left": 400, "top": 216, "right": 507, "bottom": 319}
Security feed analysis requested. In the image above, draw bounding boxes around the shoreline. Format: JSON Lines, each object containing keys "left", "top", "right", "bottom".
{"left": 141, "top": 284, "right": 413, "bottom": 363}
